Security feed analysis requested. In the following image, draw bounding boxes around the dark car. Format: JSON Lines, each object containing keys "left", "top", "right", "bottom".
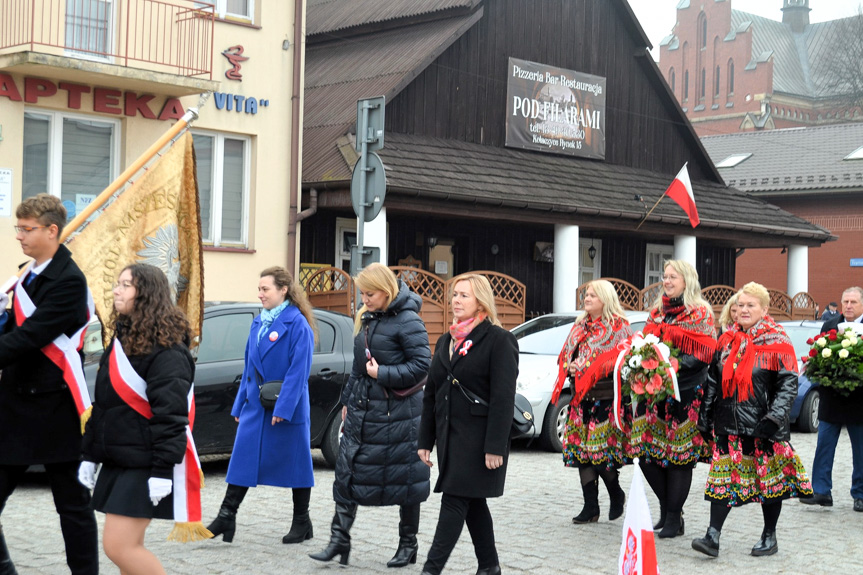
{"left": 83, "top": 303, "right": 354, "bottom": 466}
{"left": 780, "top": 319, "right": 824, "bottom": 433}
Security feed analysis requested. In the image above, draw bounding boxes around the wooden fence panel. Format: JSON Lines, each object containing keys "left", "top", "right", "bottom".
{"left": 306, "top": 267, "right": 353, "bottom": 317}
{"left": 392, "top": 266, "right": 447, "bottom": 354}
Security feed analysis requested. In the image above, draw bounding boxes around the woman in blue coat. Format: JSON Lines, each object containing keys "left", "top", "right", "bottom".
{"left": 206, "top": 266, "right": 316, "bottom": 544}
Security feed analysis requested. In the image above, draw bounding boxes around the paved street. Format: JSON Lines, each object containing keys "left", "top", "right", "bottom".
{"left": 3, "top": 429, "right": 861, "bottom": 574}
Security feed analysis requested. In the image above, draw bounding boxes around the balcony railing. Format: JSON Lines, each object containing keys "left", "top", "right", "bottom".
{"left": 0, "top": 0, "right": 215, "bottom": 79}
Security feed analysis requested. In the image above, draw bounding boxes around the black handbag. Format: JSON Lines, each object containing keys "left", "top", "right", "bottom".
{"left": 451, "top": 375, "right": 535, "bottom": 435}
{"left": 255, "top": 372, "right": 281, "bottom": 409}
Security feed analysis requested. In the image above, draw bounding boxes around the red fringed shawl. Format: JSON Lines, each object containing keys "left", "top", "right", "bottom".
{"left": 643, "top": 304, "right": 717, "bottom": 364}
{"left": 717, "top": 315, "right": 798, "bottom": 401}
{"left": 551, "top": 316, "right": 633, "bottom": 405}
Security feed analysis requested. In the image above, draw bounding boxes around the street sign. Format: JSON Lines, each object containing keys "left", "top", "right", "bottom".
{"left": 851, "top": 258, "right": 863, "bottom": 267}
{"left": 356, "top": 96, "right": 385, "bottom": 153}
{"left": 350, "top": 245, "right": 380, "bottom": 276}
{"left": 351, "top": 152, "right": 386, "bottom": 222}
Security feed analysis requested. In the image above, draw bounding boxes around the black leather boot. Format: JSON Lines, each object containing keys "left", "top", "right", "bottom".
{"left": 600, "top": 469, "right": 626, "bottom": 521}
{"left": 282, "top": 511, "right": 314, "bottom": 544}
{"left": 658, "top": 510, "right": 684, "bottom": 538}
{"left": 0, "top": 524, "right": 18, "bottom": 575}
{"left": 691, "top": 527, "right": 721, "bottom": 557}
{"left": 653, "top": 504, "right": 666, "bottom": 531}
{"left": 309, "top": 502, "right": 357, "bottom": 565}
{"left": 751, "top": 529, "right": 778, "bottom": 556}
{"left": 476, "top": 566, "right": 502, "bottom": 575}
{"left": 387, "top": 504, "right": 419, "bottom": 568}
{"left": 206, "top": 484, "right": 248, "bottom": 543}
{"left": 572, "top": 479, "right": 600, "bottom": 524}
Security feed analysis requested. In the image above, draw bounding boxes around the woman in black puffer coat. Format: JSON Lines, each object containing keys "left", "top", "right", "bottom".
{"left": 310, "top": 263, "right": 430, "bottom": 568}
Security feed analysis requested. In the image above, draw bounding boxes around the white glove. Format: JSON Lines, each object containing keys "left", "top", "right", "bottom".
{"left": 148, "top": 477, "right": 173, "bottom": 506}
{"left": 77, "top": 461, "right": 98, "bottom": 490}
{"left": 0, "top": 291, "right": 8, "bottom": 312}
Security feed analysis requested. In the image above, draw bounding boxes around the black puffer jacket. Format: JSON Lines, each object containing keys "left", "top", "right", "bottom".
{"left": 82, "top": 337, "right": 195, "bottom": 479}
{"left": 334, "top": 280, "right": 431, "bottom": 506}
{"left": 699, "top": 352, "right": 797, "bottom": 443}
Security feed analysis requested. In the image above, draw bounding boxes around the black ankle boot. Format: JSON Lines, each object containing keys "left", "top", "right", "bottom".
{"left": 653, "top": 505, "right": 667, "bottom": 531}
{"left": 387, "top": 504, "right": 419, "bottom": 568}
{"left": 572, "top": 479, "right": 600, "bottom": 524}
{"left": 0, "top": 525, "right": 18, "bottom": 575}
{"left": 207, "top": 484, "right": 248, "bottom": 543}
{"left": 658, "top": 511, "right": 684, "bottom": 538}
{"left": 476, "top": 566, "right": 501, "bottom": 575}
{"left": 751, "top": 530, "right": 778, "bottom": 556}
{"left": 691, "top": 527, "right": 720, "bottom": 557}
{"left": 282, "top": 511, "right": 314, "bottom": 544}
{"left": 309, "top": 503, "right": 357, "bottom": 566}
{"left": 601, "top": 469, "right": 626, "bottom": 521}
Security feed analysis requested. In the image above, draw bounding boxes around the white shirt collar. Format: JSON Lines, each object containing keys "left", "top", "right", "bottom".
{"left": 30, "top": 258, "right": 52, "bottom": 276}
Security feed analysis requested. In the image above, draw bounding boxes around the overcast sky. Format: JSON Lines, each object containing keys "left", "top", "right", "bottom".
{"left": 627, "top": 0, "right": 863, "bottom": 58}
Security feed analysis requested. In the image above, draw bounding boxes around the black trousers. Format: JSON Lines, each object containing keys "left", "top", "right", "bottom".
{"left": 423, "top": 493, "right": 498, "bottom": 574}
{"left": 0, "top": 461, "right": 99, "bottom": 575}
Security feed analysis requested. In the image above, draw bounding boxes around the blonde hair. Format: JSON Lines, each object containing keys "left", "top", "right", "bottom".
{"left": 450, "top": 273, "right": 501, "bottom": 327}
{"left": 651, "top": 259, "right": 713, "bottom": 318}
{"left": 738, "top": 281, "right": 770, "bottom": 308}
{"left": 577, "top": 280, "right": 628, "bottom": 324}
{"left": 718, "top": 292, "right": 740, "bottom": 327}
{"left": 353, "top": 263, "right": 399, "bottom": 334}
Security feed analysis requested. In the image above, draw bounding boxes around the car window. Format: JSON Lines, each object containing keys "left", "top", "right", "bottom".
{"left": 315, "top": 319, "right": 335, "bottom": 354}
{"left": 630, "top": 321, "right": 646, "bottom": 333}
{"left": 518, "top": 323, "right": 575, "bottom": 355}
{"left": 783, "top": 325, "right": 818, "bottom": 359}
{"left": 196, "top": 313, "right": 255, "bottom": 364}
{"left": 512, "top": 316, "right": 576, "bottom": 340}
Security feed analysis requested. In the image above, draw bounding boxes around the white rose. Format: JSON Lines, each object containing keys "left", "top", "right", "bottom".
{"left": 630, "top": 337, "right": 645, "bottom": 351}
{"left": 842, "top": 339, "right": 852, "bottom": 348}
{"left": 822, "top": 348, "right": 832, "bottom": 358}
{"left": 629, "top": 355, "right": 643, "bottom": 369}
{"left": 643, "top": 334, "right": 660, "bottom": 345}
{"left": 816, "top": 337, "right": 827, "bottom": 347}
{"left": 839, "top": 349, "right": 850, "bottom": 359}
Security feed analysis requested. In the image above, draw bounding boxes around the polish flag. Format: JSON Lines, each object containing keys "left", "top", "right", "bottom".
{"left": 618, "top": 460, "right": 659, "bottom": 575}
{"left": 665, "top": 163, "right": 699, "bottom": 227}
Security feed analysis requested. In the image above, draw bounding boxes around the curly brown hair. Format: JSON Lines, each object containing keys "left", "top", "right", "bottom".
{"left": 260, "top": 266, "right": 317, "bottom": 339}
{"left": 109, "top": 263, "right": 191, "bottom": 356}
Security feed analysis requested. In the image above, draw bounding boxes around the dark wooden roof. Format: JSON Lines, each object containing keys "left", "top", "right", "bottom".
{"left": 307, "top": 0, "right": 479, "bottom": 37}
{"left": 372, "top": 132, "right": 832, "bottom": 248}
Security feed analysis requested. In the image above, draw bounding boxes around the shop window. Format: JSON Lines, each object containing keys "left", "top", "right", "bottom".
{"left": 22, "top": 110, "right": 119, "bottom": 218}
{"left": 192, "top": 131, "right": 250, "bottom": 247}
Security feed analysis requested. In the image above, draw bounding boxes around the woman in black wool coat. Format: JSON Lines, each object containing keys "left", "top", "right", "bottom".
{"left": 310, "top": 263, "right": 430, "bottom": 568}
{"left": 418, "top": 273, "right": 519, "bottom": 575}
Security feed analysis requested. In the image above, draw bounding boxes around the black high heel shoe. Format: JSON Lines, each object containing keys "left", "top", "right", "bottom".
{"left": 206, "top": 510, "right": 237, "bottom": 543}
{"left": 657, "top": 512, "right": 684, "bottom": 538}
{"left": 309, "top": 543, "right": 350, "bottom": 565}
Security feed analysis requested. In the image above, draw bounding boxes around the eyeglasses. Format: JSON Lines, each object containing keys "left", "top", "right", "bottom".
{"left": 661, "top": 274, "right": 681, "bottom": 281}
{"left": 113, "top": 281, "right": 134, "bottom": 290}
{"left": 14, "top": 225, "right": 47, "bottom": 234}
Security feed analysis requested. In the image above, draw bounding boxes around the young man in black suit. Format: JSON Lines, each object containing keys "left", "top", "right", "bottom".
{"left": 0, "top": 194, "right": 98, "bottom": 574}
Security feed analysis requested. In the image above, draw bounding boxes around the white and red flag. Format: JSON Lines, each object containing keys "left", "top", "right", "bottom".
{"left": 664, "top": 163, "right": 699, "bottom": 228}
{"left": 618, "top": 460, "right": 660, "bottom": 575}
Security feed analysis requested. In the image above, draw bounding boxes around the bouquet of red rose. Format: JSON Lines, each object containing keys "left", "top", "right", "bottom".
{"left": 803, "top": 324, "right": 863, "bottom": 395}
{"left": 612, "top": 332, "right": 681, "bottom": 428}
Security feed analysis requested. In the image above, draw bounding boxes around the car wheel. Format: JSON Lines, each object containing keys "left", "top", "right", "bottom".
{"left": 540, "top": 392, "right": 571, "bottom": 453}
{"left": 320, "top": 414, "right": 342, "bottom": 468}
{"left": 797, "top": 389, "right": 820, "bottom": 433}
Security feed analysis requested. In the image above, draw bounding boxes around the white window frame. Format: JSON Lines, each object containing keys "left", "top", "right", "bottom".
{"left": 23, "top": 108, "right": 120, "bottom": 202}
{"left": 335, "top": 217, "right": 357, "bottom": 272}
{"left": 645, "top": 243, "right": 674, "bottom": 287}
{"left": 208, "top": 0, "right": 254, "bottom": 21}
{"left": 192, "top": 129, "right": 251, "bottom": 248}
{"left": 579, "top": 238, "right": 601, "bottom": 286}
{"left": 65, "top": 0, "right": 115, "bottom": 63}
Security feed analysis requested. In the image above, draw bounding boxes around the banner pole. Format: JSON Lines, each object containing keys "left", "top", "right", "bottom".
{"left": 60, "top": 108, "right": 200, "bottom": 243}
{"left": 634, "top": 190, "right": 668, "bottom": 231}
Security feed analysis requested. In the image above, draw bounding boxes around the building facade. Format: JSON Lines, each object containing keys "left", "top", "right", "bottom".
{"left": 659, "top": 0, "right": 862, "bottom": 137}
{"left": 0, "top": 0, "right": 306, "bottom": 301}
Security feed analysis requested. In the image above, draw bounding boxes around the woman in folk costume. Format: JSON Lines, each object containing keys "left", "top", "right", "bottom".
{"left": 631, "top": 260, "right": 717, "bottom": 539}
{"left": 717, "top": 293, "right": 740, "bottom": 336}
{"left": 692, "top": 282, "right": 812, "bottom": 558}
{"left": 80, "top": 263, "right": 207, "bottom": 575}
{"left": 552, "top": 280, "right": 633, "bottom": 524}
{"left": 310, "top": 263, "right": 430, "bottom": 568}
{"left": 207, "top": 267, "right": 316, "bottom": 544}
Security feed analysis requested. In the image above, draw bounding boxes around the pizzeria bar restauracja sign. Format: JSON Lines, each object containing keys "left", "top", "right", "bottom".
{"left": 505, "top": 57, "right": 606, "bottom": 160}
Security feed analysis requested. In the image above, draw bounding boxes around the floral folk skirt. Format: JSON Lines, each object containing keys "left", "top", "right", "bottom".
{"left": 704, "top": 434, "right": 813, "bottom": 506}
{"left": 628, "top": 385, "right": 710, "bottom": 468}
{"left": 563, "top": 399, "right": 631, "bottom": 470}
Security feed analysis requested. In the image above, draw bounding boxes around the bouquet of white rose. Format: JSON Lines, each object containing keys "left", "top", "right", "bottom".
{"left": 803, "top": 323, "right": 863, "bottom": 395}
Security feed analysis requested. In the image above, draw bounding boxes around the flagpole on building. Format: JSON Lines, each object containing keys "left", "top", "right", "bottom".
{"left": 61, "top": 106, "right": 202, "bottom": 242}
{"left": 634, "top": 191, "right": 668, "bottom": 231}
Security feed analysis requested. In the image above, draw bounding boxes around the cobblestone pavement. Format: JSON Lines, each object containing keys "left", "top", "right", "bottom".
{"left": 3, "top": 429, "right": 861, "bottom": 574}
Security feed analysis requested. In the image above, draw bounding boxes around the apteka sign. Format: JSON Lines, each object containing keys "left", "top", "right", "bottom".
{"left": 505, "top": 58, "right": 606, "bottom": 160}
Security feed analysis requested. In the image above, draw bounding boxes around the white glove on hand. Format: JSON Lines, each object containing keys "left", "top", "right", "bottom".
{"left": 77, "top": 461, "right": 98, "bottom": 490}
{"left": 148, "top": 477, "right": 173, "bottom": 506}
{"left": 0, "top": 291, "right": 8, "bottom": 312}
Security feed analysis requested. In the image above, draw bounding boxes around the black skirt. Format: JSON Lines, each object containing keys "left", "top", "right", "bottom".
{"left": 91, "top": 464, "right": 174, "bottom": 520}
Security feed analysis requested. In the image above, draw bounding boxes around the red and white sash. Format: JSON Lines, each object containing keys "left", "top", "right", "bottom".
{"left": 108, "top": 338, "right": 210, "bottom": 541}
{"left": 13, "top": 264, "right": 94, "bottom": 432}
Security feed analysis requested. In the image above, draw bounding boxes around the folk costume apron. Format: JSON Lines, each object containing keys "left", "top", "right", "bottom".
{"left": 108, "top": 338, "right": 211, "bottom": 541}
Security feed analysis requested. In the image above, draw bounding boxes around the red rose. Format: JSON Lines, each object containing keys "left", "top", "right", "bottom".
{"left": 801, "top": 356, "right": 808, "bottom": 363}
{"left": 641, "top": 358, "right": 659, "bottom": 370}
{"left": 828, "top": 333, "right": 837, "bottom": 341}
{"left": 809, "top": 349, "right": 818, "bottom": 357}
{"left": 806, "top": 338, "right": 814, "bottom": 345}
{"left": 830, "top": 329, "right": 838, "bottom": 335}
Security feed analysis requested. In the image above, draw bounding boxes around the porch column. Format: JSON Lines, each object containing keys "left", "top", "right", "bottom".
{"left": 787, "top": 244, "right": 809, "bottom": 295}
{"left": 673, "top": 234, "right": 696, "bottom": 267}
{"left": 553, "top": 224, "right": 580, "bottom": 313}
{"left": 362, "top": 207, "right": 388, "bottom": 265}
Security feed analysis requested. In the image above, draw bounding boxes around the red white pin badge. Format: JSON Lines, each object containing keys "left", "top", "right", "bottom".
{"left": 269, "top": 331, "right": 279, "bottom": 342}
